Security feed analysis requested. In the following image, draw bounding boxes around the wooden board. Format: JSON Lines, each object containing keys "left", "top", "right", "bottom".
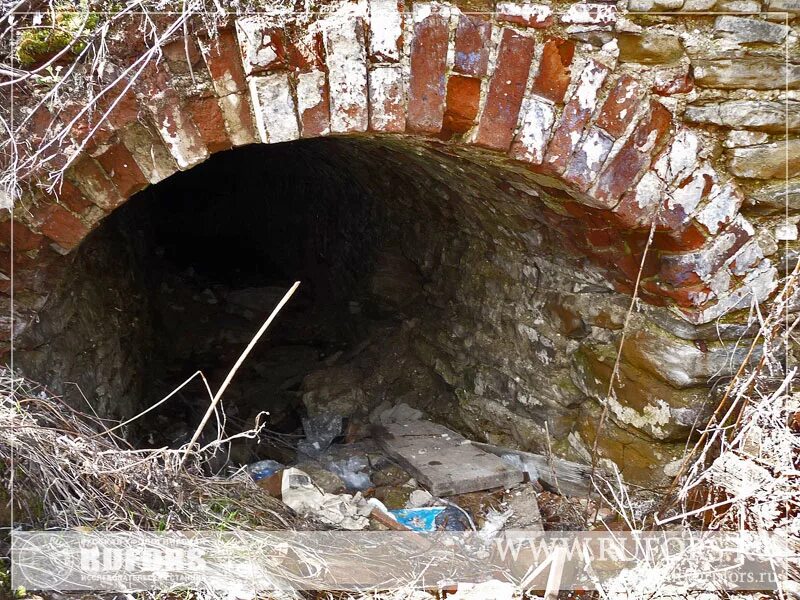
{"left": 471, "top": 441, "right": 593, "bottom": 497}
{"left": 372, "top": 420, "right": 524, "bottom": 497}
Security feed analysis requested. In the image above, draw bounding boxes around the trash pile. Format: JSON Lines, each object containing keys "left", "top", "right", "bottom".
{"left": 242, "top": 403, "right": 614, "bottom": 534}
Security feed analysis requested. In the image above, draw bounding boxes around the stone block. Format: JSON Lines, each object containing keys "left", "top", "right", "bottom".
{"left": 693, "top": 57, "right": 800, "bottom": 90}
{"left": 617, "top": 32, "right": 684, "bottom": 65}
{"left": 474, "top": 29, "right": 536, "bottom": 150}
{"left": 714, "top": 16, "right": 789, "bottom": 44}
{"left": 374, "top": 420, "right": 524, "bottom": 496}
{"left": 728, "top": 139, "right": 800, "bottom": 179}
{"left": 685, "top": 100, "right": 800, "bottom": 133}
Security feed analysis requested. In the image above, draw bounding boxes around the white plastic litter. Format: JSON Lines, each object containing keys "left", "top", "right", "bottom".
{"left": 370, "top": 401, "right": 424, "bottom": 425}
{"left": 280, "top": 467, "right": 372, "bottom": 530}
{"left": 478, "top": 509, "right": 512, "bottom": 543}
{"left": 326, "top": 456, "right": 373, "bottom": 490}
{"left": 500, "top": 453, "right": 540, "bottom": 480}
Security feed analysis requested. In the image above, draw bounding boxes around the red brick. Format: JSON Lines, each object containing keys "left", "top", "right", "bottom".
{"left": 652, "top": 223, "right": 708, "bottom": 252}
{"left": 286, "top": 28, "right": 326, "bottom": 72}
{"left": 453, "top": 14, "right": 492, "bottom": 77}
{"left": 52, "top": 179, "right": 94, "bottom": 213}
{"left": 442, "top": 75, "right": 482, "bottom": 135}
{"left": 653, "top": 70, "right": 694, "bottom": 97}
{"left": 162, "top": 36, "right": 205, "bottom": 74}
{"left": 474, "top": 29, "right": 535, "bottom": 150}
{"left": 593, "top": 101, "right": 673, "bottom": 208}
{"left": 298, "top": 71, "right": 331, "bottom": 138}
{"left": 97, "top": 79, "right": 142, "bottom": 130}
{"left": 57, "top": 100, "right": 115, "bottom": 154}
{"left": 407, "top": 9, "right": 450, "bottom": 133}
{"left": 67, "top": 156, "right": 124, "bottom": 211}
{"left": 585, "top": 227, "right": 615, "bottom": 248}
{"left": 32, "top": 203, "right": 89, "bottom": 250}
{"left": 530, "top": 38, "right": 575, "bottom": 103}
{"left": 595, "top": 75, "right": 641, "bottom": 138}
{"left": 204, "top": 29, "right": 249, "bottom": 94}
{"left": 543, "top": 61, "right": 609, "bottom": 175}
{"left": 95, "top": 142, "right": 148, "bottom": 199}
{"left": 188, "top": 96, "right": 232, "bottom": 153}
{"left": 0, "top": 221, "right": 43, "bottom": 252}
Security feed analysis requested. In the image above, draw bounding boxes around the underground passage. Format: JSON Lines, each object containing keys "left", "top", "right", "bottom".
{"left": 11, "top": 133, "right": 755, "bottom": 489}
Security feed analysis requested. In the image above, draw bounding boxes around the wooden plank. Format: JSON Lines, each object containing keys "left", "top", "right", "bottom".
{"left": 471, "top": 442, "right": 593, "bottom": 498}
{"left": 372, "top": 421, "right": 524, "bottom": 497}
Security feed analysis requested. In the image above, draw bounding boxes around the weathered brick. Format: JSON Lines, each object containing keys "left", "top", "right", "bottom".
{"left": 297, "top": 69, "right": 331, "bottom": 137}
{"left": 32, "top": 203, "right": 89, "bottom": 250}
{"left": 652, "top": 222, "right": 708, "bottom": 252}
{"left": 249, "top": 72, "right": 301, "bottom": 143}
{"left": 453, "top": 14, "right": 492, "bottom": 77}
{"left": 510, "top": 97, "right": 555, "bottom": 164}
{"left": 443, "top": 75, "right": 482, "bottom": 135}
{"left": 593, "top": 100, "right": 672, "bottom": 208}
{"left": 216, "top": 92, "right": 259, "bottom": 146}
{"left": 0, "top": 221, "right": 43, "bottom": 252}
{"left": 653, "top": 128, "right": 700, "bottom": 188}
{"left": 653, "top": 70, "right": 694, "bottom": 96}
{"left": 694, "top": 181, "right": 744, "bottom": 236}
{"left": 496, "top": 2, "right": 553, "bottom": 28}
{"left": 474, "top": 29, "right": 536, "bottom": 150}
{"left": 324, "top": 17, "right": 369, "bottom": 133}
{"left": 51, "top": 179, "right": 94, "bottom": 214}
{"left": 188, "top": 96, "right": 233, "bottom": 153}
{"left": 97, "top": 79, "right": 141, "bottom": 130}
{"left": 561, "top": 3, "right": 617, "bottom": 25}
{"left": 162, "top": 36, "right": 205, "bottom": 75}
{"left": 95, "top": 142, "right": 149, "bottom": 198}
{"left": 659, "top": 215, "right": 753, "bottom": 286}
{"left": 369, "top": 0, "right": 404, "bottom": 62}
{"left": 66, "top": 156, "right": 123, "bottom": 211}
{"left": 563, "top": 126, "right": 614, "bottom": 191}
{"left": 236, "top": 18, "right": 286, "bottom": 75}
{"left": 118, "top": 122, "right": 179, "bottom": 184}
{"left": 659, "top": 162, "right": 717, "bottom": 232}
{"left": 369, "top": 66, "right": 406, "bottom": 132}
{"left": 204, "top": 29, "right": 249, "bottom": 95}
{"left": 612, "top": 170, "right": 663, "bottom": 229}
{"left": 595, "top": 75, "right": 641, "bottom": 138}
{"left": 543, "top": 61, "right": 609, "bottom": 175}
{"left": 530, "top": 38, "right": 575, "bottom": 103}
{"left": 407, "top": 5, "right": 450, "bottom": 133}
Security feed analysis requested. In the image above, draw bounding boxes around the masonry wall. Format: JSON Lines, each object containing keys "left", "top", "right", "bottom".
{"left": 2, "top": 0, "right": 798, "bottom": 486}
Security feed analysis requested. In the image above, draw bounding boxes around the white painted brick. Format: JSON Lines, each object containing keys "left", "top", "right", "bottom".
{"left": 324, "top": 17, "right": 369, "bottom": 133}
{"left": 513, "top": 97, "right": 555, "bottom": 164}
{"left": 248, "top": 73, "right": 300, "bottom": 144}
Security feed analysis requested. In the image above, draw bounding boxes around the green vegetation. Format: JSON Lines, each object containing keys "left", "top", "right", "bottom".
{"left": 16, "top": 1, "right": 101, "bottom": 68}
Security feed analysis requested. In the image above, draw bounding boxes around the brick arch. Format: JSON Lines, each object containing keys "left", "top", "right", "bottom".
{"left": 4, "top": 0, "right": 777, "bottom": 349}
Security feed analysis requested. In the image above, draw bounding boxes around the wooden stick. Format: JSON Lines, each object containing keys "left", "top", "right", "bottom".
{"left": 179, "top": 281, "right": 301, "bottom": 468}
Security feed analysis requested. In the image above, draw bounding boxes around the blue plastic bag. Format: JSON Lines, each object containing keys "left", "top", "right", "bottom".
{"left": 389, "top": 507, "right": 446, "bottom": 531}
{"left": 246, "top": 459, "right": 284, "bottom": 482}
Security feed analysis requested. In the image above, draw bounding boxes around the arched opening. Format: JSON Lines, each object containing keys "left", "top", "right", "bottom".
{"left": 13, "top": 136, "right": 714, "bottom": 486}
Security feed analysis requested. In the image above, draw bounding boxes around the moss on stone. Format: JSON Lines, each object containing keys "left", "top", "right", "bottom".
{"left": 16, "top": 2, "right": 102, "bottom": 67}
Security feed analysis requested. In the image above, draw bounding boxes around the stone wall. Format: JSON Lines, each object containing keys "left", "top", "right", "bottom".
{"left": 2, "top": 0, "right": 798, "bottom": 486}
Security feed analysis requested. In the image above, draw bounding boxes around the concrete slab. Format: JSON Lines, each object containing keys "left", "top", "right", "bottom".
{"left": 372, "top": 420, "right": 524, "bottom": 496}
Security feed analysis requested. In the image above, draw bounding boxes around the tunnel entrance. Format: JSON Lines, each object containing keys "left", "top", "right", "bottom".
{"left": 93, "top": 140, "right": 443, "bottom": 457}
{"left": 14, "top": 136, "right": 714, "bottom": 487}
